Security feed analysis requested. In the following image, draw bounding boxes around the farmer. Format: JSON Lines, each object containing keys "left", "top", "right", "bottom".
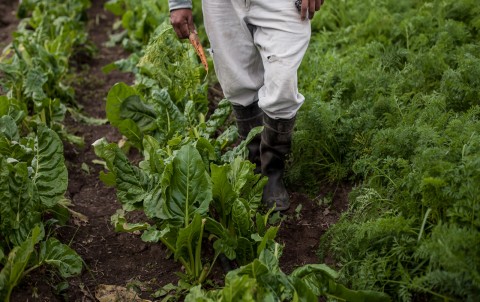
{"left": 169, "top": 0, "right": 324, "bottom": 211}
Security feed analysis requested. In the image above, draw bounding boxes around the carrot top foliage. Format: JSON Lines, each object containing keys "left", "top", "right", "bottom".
{"left": 290, "top": 0, "right": 480, "bottom": 300}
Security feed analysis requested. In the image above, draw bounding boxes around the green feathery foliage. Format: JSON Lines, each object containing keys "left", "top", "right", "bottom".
{"left": 288, "top": 0, "right": 480, "bottom": 300}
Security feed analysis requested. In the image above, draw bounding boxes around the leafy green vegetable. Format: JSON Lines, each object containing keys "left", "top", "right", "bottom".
{"left": 162, "top": 145, "right": 212, "bottom": 227}
{"left": 32, "top": 125, "right": 68, "bottom": 207}
{"left": 288, "top": 0, "right": 480, "bottom": 300}
{"left": 0, "top": 225, "right": 44, "bottom": 302}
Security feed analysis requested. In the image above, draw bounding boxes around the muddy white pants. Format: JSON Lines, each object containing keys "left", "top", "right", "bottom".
{"left": 202, "top": 0, "right": 311, "bottom": 119}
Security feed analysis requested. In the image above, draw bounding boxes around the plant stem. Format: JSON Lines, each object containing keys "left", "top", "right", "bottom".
{"left": 195, "top": 219, "right": 206, "bottom": 282}
{"left": 418, "top": 208, "right": 431, "bottom": 242}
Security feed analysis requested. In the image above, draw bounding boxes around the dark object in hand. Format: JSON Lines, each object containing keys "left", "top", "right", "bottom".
{"left": 295, "top": 0, "right": 302, "bottom": 12}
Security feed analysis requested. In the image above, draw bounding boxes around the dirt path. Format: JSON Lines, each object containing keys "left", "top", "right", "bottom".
{"left": 6, "top": 1, "right": 349, "bottom": 300}
{"left": 0, "top": 1, "right": 18, "bottom": 51}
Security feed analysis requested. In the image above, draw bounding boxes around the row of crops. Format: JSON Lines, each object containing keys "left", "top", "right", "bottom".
{"left": 0, "top": 0, "right": 92, "bottom": 300}
{"left": 1, "top": 0, "right": 478, "bottom": 301}
{"left": 292, "top": 0, "right": 479, "bottom": 301}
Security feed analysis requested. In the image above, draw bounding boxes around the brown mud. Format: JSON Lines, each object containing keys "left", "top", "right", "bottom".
{"left": 2, "top": 1, "right": 349, "bottom": 300}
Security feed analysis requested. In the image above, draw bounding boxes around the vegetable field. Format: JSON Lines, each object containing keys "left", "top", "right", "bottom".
{"left": 1, "top": 0, "right": 478, "bottom": 301}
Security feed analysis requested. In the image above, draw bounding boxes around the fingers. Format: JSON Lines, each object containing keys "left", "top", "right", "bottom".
{"left": 302, "top": 0, "right": 324, "bottom": 21}
{"left": 187, "top": 14, "right": 196, "bottom": 34}
{"left": 300, "top": 0, "right": 308, "bottom": 20}
{"left": 309, "top": 0, "right": 316, "bottom": 19}
{"left": 173, "top": 23, "right": 189, "bottom": 39}
{"left": 170, "top": 9, "right": 193, "bottom": 39}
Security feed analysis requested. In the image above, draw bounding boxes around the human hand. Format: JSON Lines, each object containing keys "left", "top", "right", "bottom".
{"left": 298, "top": 0, "right": 325, "bottom": 21}
{"left": 170, "top": 8, "right": 195, "bottom": 39}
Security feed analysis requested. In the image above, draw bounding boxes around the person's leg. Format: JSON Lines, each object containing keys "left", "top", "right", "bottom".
{"left": 232, "top": 102, "right": 263, "bottom": 169}
{"left": 202, "top": 0, "right": 265, "bottom": 168}
{"left": 248, "top": 0, "right": 311, "bottom": 210}
{"left": 249, "top": 0, "right": 311, "bottom": 119}
{"left": 202, "top": 0, "right": 265, "bottom": 107}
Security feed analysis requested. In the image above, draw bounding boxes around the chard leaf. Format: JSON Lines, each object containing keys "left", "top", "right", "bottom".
{"left": 259, "top": 243, "right": 282, "bottom": 273}
{"left": 206, "top": 218, "right": 237, "bottom": 260}
{"left": 185, "top": 285, "right": 217, "bottom": 301}
{"left": 141, "top": 226, "right": 163, "bottom": 243}
{"left": 0, "top": 159, "right": 40, "bottom": 246}
{"left": 213, "top": 237, "right": 237, "bottom": 261}
{"left": 143, "top": 181, "right": 165, "bottom": 219}
{"left": 0, "top": 225, "right": 44, "bottom": 301}
{"left": 0, "top": 97, "right": 25, "bottom": 125}
{"left": 226, "top": 258, "right": 269, "bottom": 280}
{"left": 215, "top": 125, "right": 239, "bottom": 151}
{"left": 104, "top": 0, "right": 125, "bottom": 16}
{"left": 92, "top": 138, "right": 117, "bottom": 170}
{"left": 113, "top": 148, "right": 152, "bottom": 210}
{"left": 232, "top": 199, "right": 251, "bottom": 237}
{"left": 229, "top": 157, "right": 252, "bottom": 194}
{"left": 257, "top": 226, "right": 279, "bottom": 256}
{"left": 163, "top": 145, "right": 212, "bottom": 226}
{"left": 118, "top": 119, "right": 143, "bottom": 149}
{"left": 141, "top": 224, "right": 178, "bottom": 255}
{"left": 203, "top": 99, "right": 232, "bottom": 138}
{"left": 8, "top": 212, "right": 41, "bottom": 248}
{"left": 221, "top": 275, "right": 258, "bottom": 301}
{"left": 255, "top": 213, "right": 266, "bottom": 236}
{"left": 290, "top": 263, "right": 338, "bottom": 280}
{"left": 243, "top": 175, "right": 267, "bottom": 212}
{"left": 143, "top": 158, "right": 173, "bottom": 219}
{"left": 204, "top": 217, "right": 226, "bottom": 238}
{"left": 221, "top": 127, "right": 263, "bottom": 163}
{"left": 236, "top": 237, "right": 254, "bottom": 266}
{"left": 24, "top": 68, "right": 47, "bottom": 101}
{"left": 32, "top": 125, "right": 68, "bottom": 208}
{"left": 175, "top": 213, "right": 203, "bottom": 263}
{"left": 290, "top": 264, "right": 391, "bottom": 301}
{"left": 291, "top": 277, "right": 318, "bottom": 302}
{"left": 0, "top": 116, "right": 19, "bottom": 141}
{"left": 106, "top": 82, "right": 138, "bottom": 128}
{"left": 151, "top": 88, "right": 187, "bottom": 145}
{"left": 111, "top": 209, "right": 150, "bottom": 232}
{"left": 38, "top": 238, "right": 82, "bottom": 278}
{"left": 0, "top": 96, "right": 10, "bottom": 116}
{"left": 210, "top": 163, "right": 236, "bottom": 220}
{"left": 195, "top": 137, "right": 217, "bottom": 165}
{"left": 120, "top": 95, "right": 157, "bottom": 132}
{"left": 99, "top": 171, "right": 116, "bottom": 186}
{"left": 140, "top": 135, "right": 164, "bottom": 174}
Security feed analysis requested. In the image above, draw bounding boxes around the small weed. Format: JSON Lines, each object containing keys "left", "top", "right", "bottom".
{"left": 294, "top": 204, "right": 303, "bottom": 220}
{"left": 314, "top": 193, "right": 333, "bottom": 208}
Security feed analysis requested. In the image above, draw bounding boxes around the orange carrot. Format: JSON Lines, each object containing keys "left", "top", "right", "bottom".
{"left": 189, "top": 31, "right": 208, "bottom": 73}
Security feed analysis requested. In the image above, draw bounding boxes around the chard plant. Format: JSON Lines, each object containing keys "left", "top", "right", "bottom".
{"left": 93, "top": 86, "right": 270, "bottom": 285}
{"left": 104, "top": 0, "right": 205, "bottom": 51}
{"left": 0, "top": 1, "right": 92, "bottom": 298}
{"left": 0, "top": 0, "right": 91, "bottom": 145}
{"left": 186, "top": 242, "right": 391, "bottom": 302}
{"left": 0, "top": 116, "right": 82, "bottom": 301}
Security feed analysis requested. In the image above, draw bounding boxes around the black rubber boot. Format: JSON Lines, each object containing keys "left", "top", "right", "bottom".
{"left": 261, "top": 114, "right": 295, "bottom": 211}
{"left": 232, "top": 101, "right": 263, "bottom": 171}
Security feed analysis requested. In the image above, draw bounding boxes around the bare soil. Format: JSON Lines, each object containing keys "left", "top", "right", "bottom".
{"left": 3, "top": 1, "right": 350, "bottom": 300}
{"left": 0, "top": 0, "right": 18, "bottom": 50}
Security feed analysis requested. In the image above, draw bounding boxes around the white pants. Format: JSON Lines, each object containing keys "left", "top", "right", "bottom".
{"left": 202, "top": 0, "right": 311, "bottom": 119}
